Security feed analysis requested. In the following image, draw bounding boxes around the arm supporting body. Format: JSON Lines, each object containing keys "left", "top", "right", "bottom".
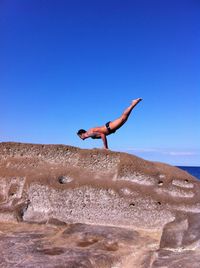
{"left": 100, "top": 133, "right": 108, "bottom": 149}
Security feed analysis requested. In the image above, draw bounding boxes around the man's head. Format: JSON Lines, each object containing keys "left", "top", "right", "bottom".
{"left": 77, "top": 129, "right": 86, "bottom": 140}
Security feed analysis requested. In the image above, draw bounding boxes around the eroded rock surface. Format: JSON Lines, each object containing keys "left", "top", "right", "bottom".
{"left": 0, "top": 222, "right": 158, "bottom": 268}
{"left": 0, "top": 142, "right": 200, "bottom": 267}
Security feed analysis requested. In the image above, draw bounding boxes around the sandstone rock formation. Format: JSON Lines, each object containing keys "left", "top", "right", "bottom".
{"left": 0, "top": 142, "right": 199, "bottom": 267}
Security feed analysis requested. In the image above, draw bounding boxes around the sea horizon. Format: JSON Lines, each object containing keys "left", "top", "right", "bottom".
{"left": 177, "top": 166, "right": 200, "bottom": 180}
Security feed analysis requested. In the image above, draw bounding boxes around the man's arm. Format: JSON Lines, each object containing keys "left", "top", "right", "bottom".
{"left": 100, "top": 133, "right": 108, "bottom": 149}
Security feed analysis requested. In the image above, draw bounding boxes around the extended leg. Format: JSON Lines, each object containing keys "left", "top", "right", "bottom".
{"left": 109, "top": 98, "right": 142, "bottom": 130}
{"left": 121, "top": 98, "right": 142, "bottom": 120}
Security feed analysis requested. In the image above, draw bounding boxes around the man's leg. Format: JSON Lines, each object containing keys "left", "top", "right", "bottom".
{"left": 122, "top": 98, "right": 142, "bottom": 119}
{"left": 109, "top": 98, "right": 142, "bottom": 130}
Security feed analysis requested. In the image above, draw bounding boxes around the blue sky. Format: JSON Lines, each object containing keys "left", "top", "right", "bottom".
{"left": 0, "top": 0, "right": 199, "bottom": 166}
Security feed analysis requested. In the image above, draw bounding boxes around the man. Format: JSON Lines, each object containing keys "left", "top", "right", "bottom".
{"left": 77, "top": 98, "right": 142, "bottom": 149}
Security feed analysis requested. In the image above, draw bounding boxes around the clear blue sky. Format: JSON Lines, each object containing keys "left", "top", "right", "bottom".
{"left": 1, "top": 0, "right": 199, "bottom": 166}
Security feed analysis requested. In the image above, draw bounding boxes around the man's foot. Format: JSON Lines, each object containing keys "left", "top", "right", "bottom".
{"left": 132, "top": 98, "right": 142, "bottom": 105}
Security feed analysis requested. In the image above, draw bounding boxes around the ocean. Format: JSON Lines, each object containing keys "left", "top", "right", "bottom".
{"left": 177, "top": 166, "right": 200, "bottom": 180}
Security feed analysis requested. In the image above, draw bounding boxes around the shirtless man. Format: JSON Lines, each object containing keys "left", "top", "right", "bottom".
{"left": 77, "top": 98, "right": 142, "bottom": 149}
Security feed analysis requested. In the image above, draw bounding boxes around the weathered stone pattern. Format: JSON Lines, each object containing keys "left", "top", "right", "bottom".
{"left": 0, "top": 142, "right": 200, "bottom": 267}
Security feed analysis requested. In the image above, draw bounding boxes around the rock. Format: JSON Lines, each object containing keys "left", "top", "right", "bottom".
{"left": 0, "top": 222, "right": 158, "bottom": 268}
{"left": 0, "top": 142, "right": 200, "bottom": 267}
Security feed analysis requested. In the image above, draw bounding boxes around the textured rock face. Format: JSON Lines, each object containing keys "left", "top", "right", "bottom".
{"left": 0, "top": 222, "right": 157, "bottom": 268}
{"left": 0, "top": 142, "right": 200, "bottom": 267}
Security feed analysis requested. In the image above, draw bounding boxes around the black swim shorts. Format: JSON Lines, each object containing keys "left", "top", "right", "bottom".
{"left": 105, "top": 121, "right": 116, "bottom": 134}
